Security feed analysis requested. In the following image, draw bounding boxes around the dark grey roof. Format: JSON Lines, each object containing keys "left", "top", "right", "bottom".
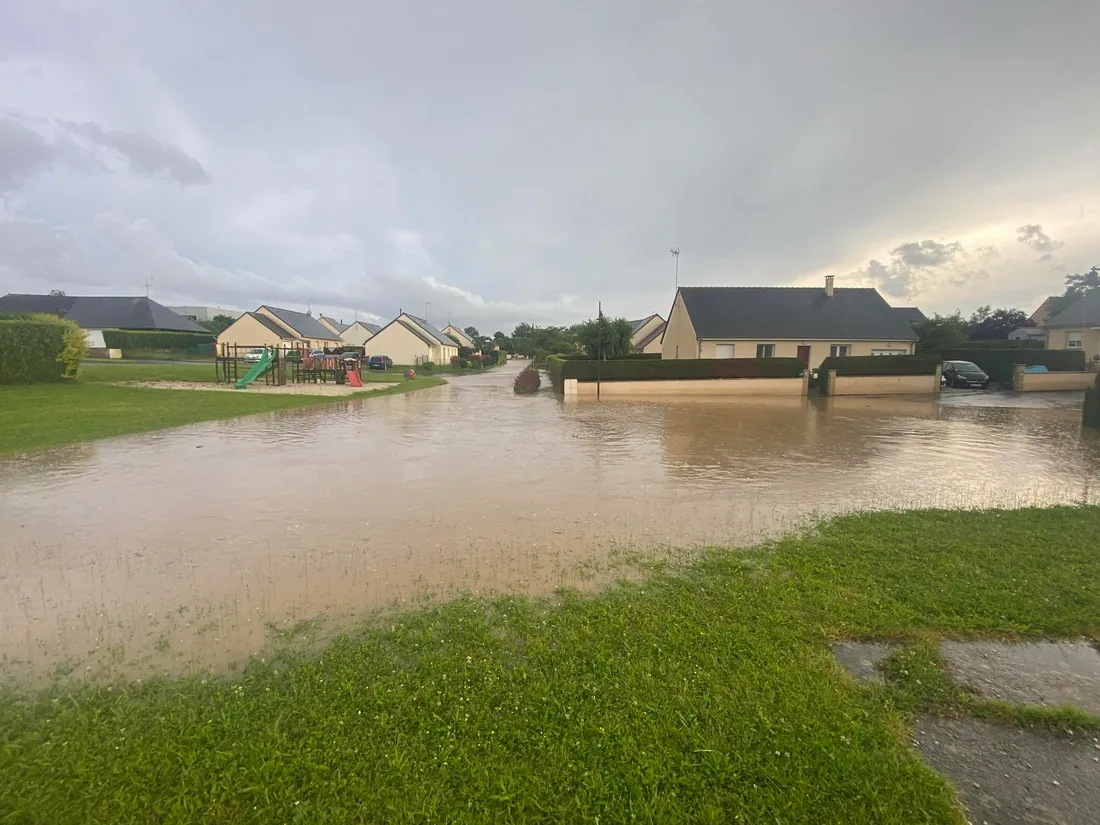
{"left": 677, "top": 287, "right": 918, "bottom": 341}
{"left": 1047, "top": 291, "right": 1100, "bottom": 327}
{"left": 248, "top": 312, "right": 300, "bottom": 338}
{"left": 0, "top": 293, "right": 205, "bottom": 332}
{"left": 350, "top": 321, "right": 381, "bottom": 335}
{"left": 893, "top": 306, "right": 927, "bottom": 325}
{"left": 396, "top": 318, "right": 438, "bottom": 346}
{"left": 629, "top": 314, "right": 659, "bottom": 334}
{"left": 404, "top": 313, "right": 454, "bottom": 346}
{"left": 635, "top": 321, "right": 666, "bottom": 349}
{"left": 320, "top": 315, "right": 348, "bottom": 333}
{"left": 259, "top": 306, "right": 340, "bottom": 340}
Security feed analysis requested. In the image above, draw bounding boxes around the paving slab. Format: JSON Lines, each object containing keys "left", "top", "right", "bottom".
{"left": 941, "top": 641, "right": 1100, "bottom": 715}
{"left": 831, "top": 641, "right": 898, "bottom": 683}
{"left": 912, "top": 715, "right": 1100, "bottom": 825}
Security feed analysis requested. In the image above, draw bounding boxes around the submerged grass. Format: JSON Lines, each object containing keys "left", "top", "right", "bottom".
{"left": 2, "top": 507, "right": 1099, "bottom": 823}
{"left": 0, "top": 371, "right": 446, "bottom": 454}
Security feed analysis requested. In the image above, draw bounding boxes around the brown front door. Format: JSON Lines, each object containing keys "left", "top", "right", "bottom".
{"left": 797, "top": 345, "right": 811, "bottom": 367}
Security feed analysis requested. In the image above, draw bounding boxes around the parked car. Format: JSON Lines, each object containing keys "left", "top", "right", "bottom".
{"left": 242, "top": 347, "right": 266, "bottom": 363}
{"left": 308, "top": 349, "right": 325, "bottom": 358}
{"left": 942, "top": 360, "right": 989, "bottom": 389}
{"left": 367, "top": 355, "right": 393, "bottom": 371}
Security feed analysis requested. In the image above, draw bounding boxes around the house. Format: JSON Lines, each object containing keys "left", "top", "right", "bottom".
{"left": 1029, "top": 296, "right": 1060, "bottom": 327}
{"left": 318, "top": 316, "right": 348, "bottom": 337}
{"left": 0, "top": 293, "right": 206, "bottom": 346}
{"left": 1008, "top": 327, "right": 1047, "bottom": 343}
{"left": 661, "top": 277, "right": 918, "bottom": 368}
{"left": 340, "top": 321, "right": 382, "bottom": 347}
{"left": 1045, "top": 291, "right": 1100, "bottom": 362}
{"left": 166, "top": 305, "right": 244, "bottom": 323}
{"left": 629, "top": 314, "right": 667, "bottom": 354}
{"left": 215, "top": 312, "right": 304, "bottom": 350}
{"left": 892, "top": 307, "right": 927, "bottom": 328}
{"left": 441, "top": 324, "right": 476, "bottom": 349}
{"left": 365, "top": 313, "right": 460, "bottom": 365}
{"left": 216, "top": 305, "right": 343, "bottom": 350}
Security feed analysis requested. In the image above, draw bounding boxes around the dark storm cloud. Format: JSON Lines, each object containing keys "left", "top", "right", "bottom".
{"left": 891, "top": 240, "right": 963, "bottom": 269}
{"left": 59, "top": 121, "right": 211, "bottom": 186}
{"left": 853, "top": 238, "right": 985, "bottom": 298}
{"left": 0, "top": 116, "right": 53, "bottom": 193}
{"left": 1016, "top": 224, "right": 1063, "bottom": 257}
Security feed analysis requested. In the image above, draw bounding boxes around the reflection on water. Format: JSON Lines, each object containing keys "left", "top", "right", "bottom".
{"left": 2, "top": 364, "right": 1098, "bottom": 681}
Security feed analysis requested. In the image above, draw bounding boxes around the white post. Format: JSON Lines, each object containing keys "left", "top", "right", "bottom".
{"left": 563, "top": 378, "right": 578, "bottom": 400}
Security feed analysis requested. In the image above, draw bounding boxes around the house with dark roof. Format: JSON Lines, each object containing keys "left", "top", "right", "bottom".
{"left": 0, "top": 293, "right": 206, "bottom": 347}
{"left": 661, "top": 277, "right": 918, "bottom": 367}
{"left": 1045, "top": 291, "right": 1100, "bottom": 362}
{"left": 319, "top": 316, "right": 349, "bottom": 336}
{"left": 1029, "top": 296, "right": 1061, "bottom": 327}
{"left": 628, "top": 313, "right": 666, "bottom": 354}
{"left": 254, "top": 306, "right": 343, "bottom": 348}
{"left": 892, "top": 306, "right": 927, "bottom": 328}
{"left": 441, "top": 324, "right": 476, "bottom": 349}
{"left": 364, "top": 312, "right": 460, "bottom": 365}
{"left": 339, "top": 320, "right": 383, "bottom": 347}
{"left": 215, "top": 311, "right": 304, "bottom": 350}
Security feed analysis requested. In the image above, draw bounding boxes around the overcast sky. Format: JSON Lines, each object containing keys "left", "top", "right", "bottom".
{"left": 2, "top": 1, "right": 1098, "bottom": 332}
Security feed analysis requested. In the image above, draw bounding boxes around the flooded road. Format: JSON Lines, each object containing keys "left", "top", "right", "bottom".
{"left": 2, "top": 362, "right": 1099, "bottom": 681}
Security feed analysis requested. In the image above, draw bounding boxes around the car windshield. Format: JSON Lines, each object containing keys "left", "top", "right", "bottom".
{"left": 952, "top": 362, "right": 982, "bottom": 373}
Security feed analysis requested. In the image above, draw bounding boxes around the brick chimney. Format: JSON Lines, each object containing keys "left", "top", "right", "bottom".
{"left": 825, "top": 275, "right": 835, "bottom": 297}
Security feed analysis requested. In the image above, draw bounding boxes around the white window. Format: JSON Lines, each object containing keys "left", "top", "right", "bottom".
{"left": 830, "top": 344, "right": 851, "bottom": 357}
{"left": 715, "top": 344, "right": 735, "bottom": 358}
{"left": 1067, "top": 331, "right": 1083, "bottom": 349}
{"left": 871, "top": 349, "right": 907, "bottom": 356}
{"left": 756, "top": 343, "right": 775, "bottom": 358}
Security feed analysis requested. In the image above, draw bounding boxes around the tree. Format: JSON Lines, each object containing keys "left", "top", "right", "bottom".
{"left": 197, "top": 314, "right": 237, "bottom": 336}
{"left": 967, "top": 307, "right": 1030, "bottom": 340}
{"left": 492, "top": 330, "right": 513, "bottom": 353}
{"left": 463, "top": 326, "right": 480, "bottom": 341}
{"left": 510, "top": 323, "right": 580, "bottom": 359}
{"left": 914, "top": 312, "right": 968, "bottom": 352}
{"left": 49, "top": 289, "right": 66, "bottom": 297}
{"left": 576, "top": 316, "right": 634, "bottom": 359}
{"left": 1049, "top": 266, "right": 1100, "bottom": 317}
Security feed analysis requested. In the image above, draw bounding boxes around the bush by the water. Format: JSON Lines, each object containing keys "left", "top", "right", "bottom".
{"left": 514, "top": 365, "right": 541, "bottom": 394}
{"left": 1085, "top": 374, "right": 1100, "bottom": 429}
{"left": 0, "top": 314, "right": 86, "bottom": 384}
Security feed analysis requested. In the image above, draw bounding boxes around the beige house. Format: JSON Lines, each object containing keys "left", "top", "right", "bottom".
{"left": 661, "top": 277, "right": 918, "bottom": 368}
{"left": 366, "top": 313, "right": 460, "bottom": 365}
{"left": 318, "top": 316, "right": 349, "bottom": 337}
{"left": 1045, "top": 291, "right": 1100, "bottom": 363}
{"left": 441, "top": 324, "right": 476, "bottom": 349}
{"left": 629, "top": 314, "right": 667, "bottom": 354}
{"left": 216, "top": 311, "right": 303, "bottom": 350}
{"left": 254, "top": 306, "right": 343, "bottom": 349}
{"left": 340, "top": 321, "right": 382, "bottom": 347}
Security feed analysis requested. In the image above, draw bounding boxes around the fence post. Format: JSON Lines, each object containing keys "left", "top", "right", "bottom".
{"left": 933, "top": 364, "right": 942, "bottom": 394}
{"left": 1012, "top": 364, "right": 1026, "bottom": 391}
{"left": 825, "top": 369, "right": 837, "bottom": 396}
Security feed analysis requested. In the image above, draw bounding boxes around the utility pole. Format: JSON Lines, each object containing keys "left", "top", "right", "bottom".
{"left": 670, "top": 247, "right": 680, "bottom": 289}
{"left": 423, "top": 301, "right": 430, "bottom": 321}
{"left": 596, "top": 300, "right": 602, "bottom": 400}
{"left": 144, "top": 277, "right": 154, "bottom": 297}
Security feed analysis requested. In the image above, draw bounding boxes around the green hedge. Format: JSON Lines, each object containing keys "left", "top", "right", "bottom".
{"left": 547, "top": 355, "right": 804, "bottom": 392}
{"left": 937, "top": 349, "right": 1085, "bottom": 385}
{"left": 818, "top": 355, "right": 941, "bottom": 394}
{"left": 102, "top": 329, "right": 213, "bottom": 351}
{"left": 956, "top": 339, "right": 1045, "bottom": 350}
{"left": 0, "top": 315, "right": 86, "bottom": 384}
{"left": 1084, "top": 375, "right": 1100, "bottom": 429}
{"left": 557, "top": 353, "right": 662, "bottom": 361}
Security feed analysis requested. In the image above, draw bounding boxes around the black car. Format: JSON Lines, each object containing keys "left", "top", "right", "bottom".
{"left": 367, "top": 355, "right": 393, "bottom": 371}
{"left": 942, "top": 360, "right": 989, "bottom": 389}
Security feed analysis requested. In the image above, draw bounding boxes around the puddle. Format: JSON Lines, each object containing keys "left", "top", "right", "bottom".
{"left": 831, "top": 641, "right": 898, "bottom": 683}
{"left": 912, "top": 715, "right": 1100, "bottom": 825}
{"left": 941, "top": 641, "right": 1100, "bottom": 715}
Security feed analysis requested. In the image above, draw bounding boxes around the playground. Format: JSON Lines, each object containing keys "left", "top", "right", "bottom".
{"left": 214, "top": 344, "right": 400, "bottom": 390}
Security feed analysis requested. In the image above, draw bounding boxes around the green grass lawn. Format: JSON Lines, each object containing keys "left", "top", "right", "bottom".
{"left": 0, "top": 365, "right": 446, "bottom": 454}
{"left": 2, "top": 506, "right": 1098, "bottom": 823}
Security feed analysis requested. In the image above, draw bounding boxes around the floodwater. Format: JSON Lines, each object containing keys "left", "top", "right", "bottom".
{"left": 2, "top": 362, "right": 1099, "bottom": 681}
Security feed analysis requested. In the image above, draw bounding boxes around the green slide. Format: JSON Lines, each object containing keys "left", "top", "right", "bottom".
{"left": 234, "top": 348, "right": 274, "bottom": 389}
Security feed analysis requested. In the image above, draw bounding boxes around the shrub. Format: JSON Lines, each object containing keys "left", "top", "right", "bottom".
{"left": 935, "top": 349, "right": 1085, "bottom": 385}
{"left": 546, "top": 355, "right": 803, "bottom": 393}
{"left": 422, "top": 361, "right": 435, "bottom": 373}
{"left": 101, "top": 329, "right": 212, "bottom": 351}
{"left": 514, "top": 365, "right": 541, "bottom": 394}
{"left": 1084, "top": 374, "right": 1100, "bottom": 429}
{"left": 496, "top": 350, "right": 507, "bottom": 366}
{"left": 450, "top": 355, "right": 461, "bottom": 368}
{"left": 460, "top": 359, "right": 470, "bottom": 369}
{"left": 0, "top": 314, "right": 86, "bottom": 384}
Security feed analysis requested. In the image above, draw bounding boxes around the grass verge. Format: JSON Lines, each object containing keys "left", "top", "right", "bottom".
{"left": 0, "top": 368, "right": 446, "bottom": 454}
{"left": 2, "top": 507, "right": 1099, "bottom": 822}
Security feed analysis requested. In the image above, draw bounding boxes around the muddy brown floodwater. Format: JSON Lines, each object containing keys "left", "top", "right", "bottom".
{"left": 2, "top": 361, "right": 1099, "bottom": 681}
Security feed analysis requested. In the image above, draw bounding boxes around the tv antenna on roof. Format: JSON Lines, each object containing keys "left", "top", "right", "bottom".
{"left": 670, "top": 247, "right": 680, "bottom": 289}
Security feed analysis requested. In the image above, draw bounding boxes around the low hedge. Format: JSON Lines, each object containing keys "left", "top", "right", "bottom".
{"left": 102, "top": 329, "right": 213, "bottom": 350}
{"left": 547, "top": 355, "right": 804, "bottom": 392}
{"left": 557, "top": 353, "right": 662, "bottom": 361}
{"left": 937, "top": 349, "right": 1085, "bottom": 384}
{"left": 1084, "top": 374, "right": 1100, "bottom": 429}
{"left": 0, "top": 315, "right": 86, "bottom": 384}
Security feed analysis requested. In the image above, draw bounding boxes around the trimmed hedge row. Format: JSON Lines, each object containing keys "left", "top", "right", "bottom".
{"left": 0, "top": 316, "right": 86, "bottom": 384}
{"left": 557, "top": 353, "right": 662, "bottom": 361}
{"left": 102, "top": 329, "right": 213, "bottom": 350}
{"left": 1084, "top": 374, "right": 1100, "bottom": 429}
{"left": 547, "top": 355, "right": 803, "bottom": 392}
{"left": 818, "top": 355, "right": 941, "bottom": 394}
{"left": 938, "top": 349, "right": 1085, "bottom": 385}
